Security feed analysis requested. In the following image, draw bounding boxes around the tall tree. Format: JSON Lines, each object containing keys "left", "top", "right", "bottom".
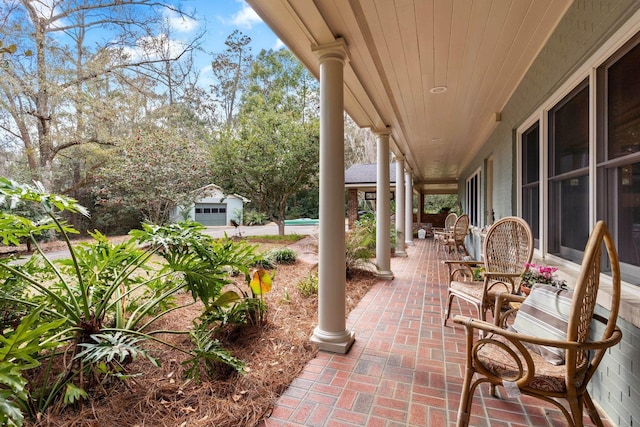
{"left": 344, "top": 113, "right": 377, "bottom": 169}
{"left": 94, "top": 125, "right": 209, "bottom": 225}
{"left": 210, "top": 49, "right": 319, "bottom": 236}
{"left": 210, "top": 30, "right": 253, "bottom": 127}
{"left": 0, "top": 0, "right": 200, "bottom": 186}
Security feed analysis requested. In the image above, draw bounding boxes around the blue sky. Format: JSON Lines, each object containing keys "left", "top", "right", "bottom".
{"left": 164, "top": 0, "right": 282, "bottom": 86}
{"left": 188, "top": 0, "right": 282, "bottom": 53}
{"left": 29, "top": 0, "right": 280, "bottom": 88}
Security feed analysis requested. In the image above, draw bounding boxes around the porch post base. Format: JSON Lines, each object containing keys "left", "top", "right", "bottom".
{"left": 310, "top": 328, "right": 355, "bottom": 353}
{"left": 376, "top": 269, "right": 394, "bottom": 280}
{"left": 394, "top": 250, "right": 408, "bottom": 257}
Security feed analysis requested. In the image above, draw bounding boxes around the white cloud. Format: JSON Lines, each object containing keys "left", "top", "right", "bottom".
{"left": 25, "top": 0, "right": 67, "bottom": 29}
{"left": 30, "top": 0, "right": 56, "bottom": 19}
{"left": 230, "top": 3, "right": 262, "bottom": 29}
{"left": 198, "top": 64, "right": 215, "bottom": 87}
{"left": 272, "top": 39, "right": 285, "bottom": 50}
{"left": 121, "top": 34, "right": 188, "bottom": 62}
{"left": 163, "top": 9, "right": 200, "bottom": 33}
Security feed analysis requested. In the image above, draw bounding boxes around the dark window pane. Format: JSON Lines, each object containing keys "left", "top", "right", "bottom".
{"left": 204, "top": 208, "right": 211, "bottom": 214}
{"left": 615, "top": 163, "right": 640, "bottom": 267}
{"left": 549, "top": 84, "right": 589, "bottom": 176}
{"left": 607, "top": 42, "right": 640, "bottom": 159}
{"left": 548, "top": 82, "right": 589, "bottom": 263}
{"left": 467, "top": 173, "right": 480, "bottom": 226}
{"left": 212, "top": 208, "right": 219, "bottom": 213}
{"left": 521, "top": 122, "right": 540, "bottom": 248}
{"left": 195, "top": 208, "right": 202, "bottom": 213}
{"left": 549, "top": 174, "right": 589, "bottom": 262}
{"left": 522, "top": 185, "right": 539, "bottom": 249}
{"left": 220, "top": 208, "right": 226, "bottom": 213}
{"left": 598, "top": 36, "right": 640, "bottom": 285}
{"left": 522, "top": 123, "right": 539, "bottom": 184}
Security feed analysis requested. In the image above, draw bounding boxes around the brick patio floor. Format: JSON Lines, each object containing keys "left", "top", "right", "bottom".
{"left": 259, "top": 238, "right": 614, "bottom": 427}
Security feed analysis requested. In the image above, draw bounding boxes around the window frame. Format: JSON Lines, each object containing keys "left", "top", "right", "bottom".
{"left": 596, "top": 31, "right": 640, "bottom": 284}
{"left": 547, "top": 80, "right": 591, "bottom": 263}
{"left": 466, "top": 168, "right": 482, "bottom": 227}
{"left": 517, "top": 18, "right": 640, "bottom": 286}
{"left": 518, "top": 120, "right": 541, "bottom": 250}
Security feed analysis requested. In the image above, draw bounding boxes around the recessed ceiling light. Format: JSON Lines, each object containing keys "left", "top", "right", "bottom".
{"left": 430, "top": 86, "right": 448, "bottom": 94}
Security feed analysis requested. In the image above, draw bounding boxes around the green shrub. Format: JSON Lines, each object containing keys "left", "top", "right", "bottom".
{"left": 345, "top": 231, "right": 375, "bottom": 278}
{"left": 296, "top": 274, "right": 318, "bottom": 297}
{"left": 0, "top": 178, "right": 257, "bottom": 418}
{"left": 269, "top": 247, "right": 297, "bottom": 264}
{"left": 243, "top": 210, "right": 269, "bottom": 226}
{"left": 252, "top": 253, "right": 276, "bottom": 269}
{"left": 351, "top": 214, "right": 396, "bottom": 250}
{"left": 351, "top": 214, "right": 377, "bottom": 250}
{"left": 0, "top": 307, "right": 64, "bottom": 427}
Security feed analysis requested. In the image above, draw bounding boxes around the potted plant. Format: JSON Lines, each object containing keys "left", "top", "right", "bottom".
{"left": 520, "top": 262, "right": 567, "bottom": 295}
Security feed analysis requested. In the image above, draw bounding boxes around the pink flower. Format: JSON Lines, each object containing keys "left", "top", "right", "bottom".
{"left": 521, "top": 263, "right": 566, "bottom": 289}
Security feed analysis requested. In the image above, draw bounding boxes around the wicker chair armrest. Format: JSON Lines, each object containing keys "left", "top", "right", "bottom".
{"left": 453, "top": 315, "right": 583, "bottom": 350}
{"left": 483, "top": 271, "right": 522, "bottom": 278}
{"left": 443, "top": 260, "right": 482, "bottom": 281}
{"left": 490, "top": 291, "right": 526, "bottom": 327}
{"left": 580, "top": 329, "right": 623, "bottom": 351}
{"left": 494, "top": 292, "right": 526, "bottom": 305}
{"left": 443, "top": 260, "right": 482, "bottom": 267}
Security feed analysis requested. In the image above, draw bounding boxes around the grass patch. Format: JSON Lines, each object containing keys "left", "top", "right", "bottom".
{"left": 244, "top": 234, "right": 305, "bottom": 244}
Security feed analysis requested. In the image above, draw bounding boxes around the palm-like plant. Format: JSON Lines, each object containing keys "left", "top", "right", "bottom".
{"left": 0, "top": 178, "right": 258, "bottom": 416}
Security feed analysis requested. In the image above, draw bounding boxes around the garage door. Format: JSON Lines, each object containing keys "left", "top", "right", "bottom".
{"left": 194, "top": 203, "right": 227, "bottom": 226}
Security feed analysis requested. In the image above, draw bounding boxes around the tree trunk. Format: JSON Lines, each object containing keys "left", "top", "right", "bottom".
{"left": 34, "top": 16, "right": 54, "bottom": 188}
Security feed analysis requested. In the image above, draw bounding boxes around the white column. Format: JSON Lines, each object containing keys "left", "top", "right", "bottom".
{"left": 395, "top": 157, "right": 407, "bottom": 257}
{"left": 374, "top": 129, "right": 393, "bottom": 279}
{"left": 309, "top": 39, "right": 354, "bottom": 353}
{"left": 405, "top": 170, "right": 414, "bottom": 246}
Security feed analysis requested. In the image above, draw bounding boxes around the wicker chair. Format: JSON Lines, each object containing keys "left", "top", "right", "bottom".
{"left": 443, "top": 216, "right": 533, "bottom": 326}
{"left": 453, "top": 220, "right": 622, "bottom": 427}
{"left": 434, "top": 212, "right": 458, "bottom": 251}
{"left": 443, "top": 214, "right": 470, "bottom": 258}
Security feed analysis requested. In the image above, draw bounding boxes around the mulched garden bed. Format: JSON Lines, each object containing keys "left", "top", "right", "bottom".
{"left": 21, "top": 237, "right": 378, "bottom": 427}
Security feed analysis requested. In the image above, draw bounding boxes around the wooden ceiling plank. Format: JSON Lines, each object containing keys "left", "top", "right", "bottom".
{"left": 397, "top": 1, "right": 427, "bottom": 136}
{"left": 467, "top": 0, "right": 533, "bottom": 132}
{"left": 247, "top": 0, "right": 573, "bottom": 183}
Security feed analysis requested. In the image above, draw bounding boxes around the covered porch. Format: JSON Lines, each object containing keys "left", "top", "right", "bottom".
{"left": 246, "top": 0, "right": 640, "bottom": 425}
{"left": 260, "top": 238, "right": 614, "bottom": 426}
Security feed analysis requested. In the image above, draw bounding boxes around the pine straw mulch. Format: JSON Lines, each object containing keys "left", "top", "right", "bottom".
{"left": 24, "top": 237, "right": 379, "bottom": 427}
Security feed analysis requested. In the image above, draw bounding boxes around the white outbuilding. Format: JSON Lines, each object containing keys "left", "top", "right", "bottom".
{"left": 172, "top": 184, "right": 249, "bottom": 226}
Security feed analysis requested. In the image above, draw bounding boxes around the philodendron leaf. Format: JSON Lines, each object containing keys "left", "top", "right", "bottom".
{"left": 63, "top": 383, "right": 87, "bottom": 406}
{"left": 249, "top": 269, "right": 272, "bottom": 295}
{"left": 0, "top": 363, "right": 27, "bottom": 399}
{"left": 0, "top": 392, "right": 25, "bottom": 427}
{"left": 211, "top": 290, "right": 242, "bottom": 308}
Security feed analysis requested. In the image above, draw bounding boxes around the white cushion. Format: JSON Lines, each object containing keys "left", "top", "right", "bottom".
{"left": 512, "top": 284, "right": 573, "bottom": 365}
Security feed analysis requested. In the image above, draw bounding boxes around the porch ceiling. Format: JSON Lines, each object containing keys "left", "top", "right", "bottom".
{"left": 246, "top": 0, "right": 572, "bottom": 192}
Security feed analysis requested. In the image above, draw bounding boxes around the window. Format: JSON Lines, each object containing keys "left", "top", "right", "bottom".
{"left": 521, "top": 122, "right": 540, "bottom": 249}
{"left": 466, "top": 170, "right": 481, "bottom": 227}
{"left": 548, "top": 81, "right": 590, "bottom": 262}
{"left": 195, "top": 208, "right": 202, "bottom": 214}
{"left": 204, "top": 208, "right": 211, "bottom": 214}
{"left": 598, "top": 34, "right": 640, "bottom": 283}
{"left": 518, "top": 28, "right": 640, "bottom": 285}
